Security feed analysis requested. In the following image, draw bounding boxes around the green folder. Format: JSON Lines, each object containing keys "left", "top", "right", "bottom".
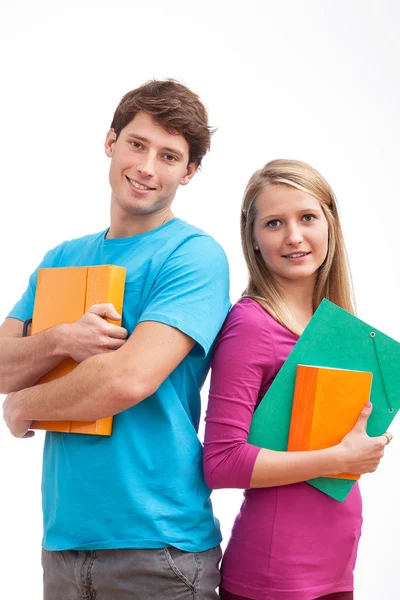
{"left": 248, "top": 299, "right": 400, "bottom": 502}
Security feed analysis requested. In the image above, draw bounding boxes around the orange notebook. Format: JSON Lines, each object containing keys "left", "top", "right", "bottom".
{"left": 287, "top": 365, "right": 373, "bottom": 480}
{"left": 30, "top": 265, "right": 126, "bottom": 435}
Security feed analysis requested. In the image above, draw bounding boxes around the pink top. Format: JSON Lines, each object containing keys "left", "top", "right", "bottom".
{"left": 204, "top": 298, "right": 362, "bottom": 600}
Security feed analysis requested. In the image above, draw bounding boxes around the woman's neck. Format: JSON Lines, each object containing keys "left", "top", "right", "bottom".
{"left": 276, "top": 277, "right": 316, "bottom": 330}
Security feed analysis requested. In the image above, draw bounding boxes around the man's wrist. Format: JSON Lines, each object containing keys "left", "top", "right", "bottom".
{"left": 44, "top": 324, "right": 71, "bottom": 359}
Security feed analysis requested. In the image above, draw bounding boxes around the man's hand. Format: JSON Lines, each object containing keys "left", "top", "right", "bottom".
{"left": 3, "top": 391, "right": 35, "bottom": 438}
{"left": 61, "top": 303, "right": 128, "bottom": 363}
{"left": 1, "top": 320, "right": 196, "bottom": 424}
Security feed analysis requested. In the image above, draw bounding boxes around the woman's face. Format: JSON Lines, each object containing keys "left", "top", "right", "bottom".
{"left": 253, "top": 184, "right": 329, "bottom": 287}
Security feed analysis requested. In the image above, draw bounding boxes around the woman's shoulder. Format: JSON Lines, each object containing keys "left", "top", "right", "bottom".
{"left": 214, "top": 298, "right": 270, "bottom": 348}
{"left": 224, "top": 297, "right": 299, "bottom": 346}
{"left": 228, "top": 297, "right": 278, "bottom": 330}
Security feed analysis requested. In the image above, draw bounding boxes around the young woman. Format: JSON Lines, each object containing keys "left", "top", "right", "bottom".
{"left": 203, "top": 160, "right": 392, "bottom": 600}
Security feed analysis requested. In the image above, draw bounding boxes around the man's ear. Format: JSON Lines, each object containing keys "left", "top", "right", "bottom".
{"left": 105, "top": 129, "right": 117, "bottom": 158}
{"left": 180, "top": 162, "right": 198, "bottom": 186}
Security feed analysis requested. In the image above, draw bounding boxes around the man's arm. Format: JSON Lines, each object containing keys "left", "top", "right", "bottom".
{"left": 0, "top": 318, "right": 68, "bottom": 393}
{"left": 0, "top": 305, "right": 128, "bottom": 394}
{"left": 3, "top": 320, "right": 195, "bottom": 434}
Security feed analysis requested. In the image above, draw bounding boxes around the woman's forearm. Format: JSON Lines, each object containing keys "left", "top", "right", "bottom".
{"left": 250, "top": 445, "right": 343, "bottom": 488}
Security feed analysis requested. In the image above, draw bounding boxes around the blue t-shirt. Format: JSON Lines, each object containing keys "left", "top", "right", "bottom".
{"left": 8, "top": 218, "right": 231, "bottom": 551}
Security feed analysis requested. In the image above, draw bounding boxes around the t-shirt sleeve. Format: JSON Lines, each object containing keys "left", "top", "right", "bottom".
{"left": 137, "top": 235, "right": 231, "bottom": 357}
{"left": 7, "top": 244, "right": 66, "bottom": 323}
{"left": 203, "top": 300, "right": 276, "bottom": 489}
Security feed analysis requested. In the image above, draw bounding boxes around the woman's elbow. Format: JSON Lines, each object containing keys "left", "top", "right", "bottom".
{"left": 203, "top": 454, "right": 238, "bottom": 490}
{"left": 202, "top": 450, "right": 225, "bottom": 489}
{"left": 203, "top": 463, "right": 224, "bottom": 490}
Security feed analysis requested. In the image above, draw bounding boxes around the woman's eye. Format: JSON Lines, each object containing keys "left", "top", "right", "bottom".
{"left": 302, "top": 214, "right": 316, "bottom": 222}
{"left": 266, "top": 220, "right": 281, "bottom": 228}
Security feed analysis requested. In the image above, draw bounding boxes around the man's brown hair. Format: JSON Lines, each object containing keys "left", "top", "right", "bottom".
{"left": 110, "top": 80, "right": 214, "bottom": 166}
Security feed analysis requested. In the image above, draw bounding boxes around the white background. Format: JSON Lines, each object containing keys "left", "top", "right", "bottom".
{"left": 1, "top": 1, "right": 399, "bottom": 598}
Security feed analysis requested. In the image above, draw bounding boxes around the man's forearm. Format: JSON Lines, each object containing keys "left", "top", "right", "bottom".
{"left": 0, "top": 326, "right": 68, "bottom": 394}
{"left": 5, "top": 320, "right": 194, "bottom": 429}
{"left": 7, "top": 351, "right": 148, "bottom": 422}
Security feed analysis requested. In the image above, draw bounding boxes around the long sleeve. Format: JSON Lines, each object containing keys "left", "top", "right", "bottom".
{"left": 203, "top": 298, "right": 277, "bottom": 489}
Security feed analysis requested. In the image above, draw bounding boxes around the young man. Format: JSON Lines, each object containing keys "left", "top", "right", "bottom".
{"left": 1, "top": 80, "right": 230, "bottom": 599}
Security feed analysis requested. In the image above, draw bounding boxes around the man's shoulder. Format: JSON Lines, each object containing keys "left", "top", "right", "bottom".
{"left": 58, "top": 230, "right": 106, "bottom": 250}
{"left": 173, "top": 218, "right": 210, "bottom": 238}
{"left": 171, "top": 219, "right": 227, "bottom": 258}
{"left": 45, "top": 230, "right": 106, "bottom": 265}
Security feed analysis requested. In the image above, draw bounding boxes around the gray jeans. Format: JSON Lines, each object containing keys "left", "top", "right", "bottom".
{"left": 42, "top": 545, "right": 222, "bottom": 599}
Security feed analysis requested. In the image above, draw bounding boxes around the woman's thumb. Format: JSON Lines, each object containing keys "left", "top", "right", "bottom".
{"left": 353, "top": 402, "right": 372, "bottom": 432}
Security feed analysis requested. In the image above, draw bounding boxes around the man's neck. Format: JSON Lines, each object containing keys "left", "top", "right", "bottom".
{"left": 106, "top": 208, "right": 175, "bottom": 239}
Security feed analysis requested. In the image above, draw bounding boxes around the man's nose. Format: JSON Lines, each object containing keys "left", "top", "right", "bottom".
{"left": 137, "top": 153, "right": 156, "bottom": 178}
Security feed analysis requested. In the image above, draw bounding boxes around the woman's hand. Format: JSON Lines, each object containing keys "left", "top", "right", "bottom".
{"left": 336, "top": 402, "right": 392, "bottom": 475}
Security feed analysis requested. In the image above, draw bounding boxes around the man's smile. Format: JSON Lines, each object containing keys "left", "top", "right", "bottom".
{"left": 126, "top": 176, "right": 157, "bottom": 192}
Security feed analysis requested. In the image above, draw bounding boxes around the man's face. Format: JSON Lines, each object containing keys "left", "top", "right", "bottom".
{"left": 105, "top": 111, "right": 197, "bottom": 217}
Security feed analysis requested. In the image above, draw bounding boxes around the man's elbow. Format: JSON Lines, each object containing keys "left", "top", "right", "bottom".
{"left": 114, "top": 375, "right": 159, "bottom": 412}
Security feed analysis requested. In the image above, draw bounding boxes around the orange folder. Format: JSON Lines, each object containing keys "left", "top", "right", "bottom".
{"left": 287, "top": 365, "right": 373, "bottom": 479}
{"left": 30, "top": 265, "right": 126, "bottom": 435}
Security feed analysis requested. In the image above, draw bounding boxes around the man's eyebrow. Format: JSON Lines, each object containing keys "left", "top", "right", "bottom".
{"left": 126, "top": 133, "right": 150, "bottom": 144}
{"left": 162, "top": 146, "right": 184, "bottom": 159}
{"left": 126, "top": 133, "right": 184, "bottom": 159}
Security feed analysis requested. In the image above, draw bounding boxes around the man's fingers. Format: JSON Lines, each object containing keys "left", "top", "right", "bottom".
{"left": 105, "top": 338, "right": 127, "bottom": 350}
{"left": 22, "top": 430, "right": 35, "bottom": 439}
{"left": 87, "top": 303, "right": 121, "bottom": 321}
{"left": 105, "top": 324, "right": 128, "bottom": 340}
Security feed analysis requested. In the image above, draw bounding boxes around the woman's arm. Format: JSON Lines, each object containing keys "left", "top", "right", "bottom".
{"left": 203, "top": 301, "right": 389, "bottom": 490}
{"left": 250, "top": 403, "right": 388, "bottom": 487}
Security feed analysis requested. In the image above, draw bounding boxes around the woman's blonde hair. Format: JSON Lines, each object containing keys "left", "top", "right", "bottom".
{"left": 241, "top": 159, "right": 355, "bottom": 335}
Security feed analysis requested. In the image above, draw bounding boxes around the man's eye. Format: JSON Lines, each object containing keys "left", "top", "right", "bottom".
{"left": 131, "top": 141, "right": 142, "bottom": 149}
{"left": 164, "top": 154, "right": 177, "bottom": 162}
{"left": 266, "top": 220, "right": 281, "bottom": 228}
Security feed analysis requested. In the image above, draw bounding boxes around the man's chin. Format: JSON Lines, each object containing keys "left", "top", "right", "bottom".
{"left": 126, "top": 200, "right": 171, "bottom": 217}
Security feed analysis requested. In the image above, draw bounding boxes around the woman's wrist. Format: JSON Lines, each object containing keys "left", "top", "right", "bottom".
{"left": 319, "top": 445, "right": 345, "bottom": 476}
